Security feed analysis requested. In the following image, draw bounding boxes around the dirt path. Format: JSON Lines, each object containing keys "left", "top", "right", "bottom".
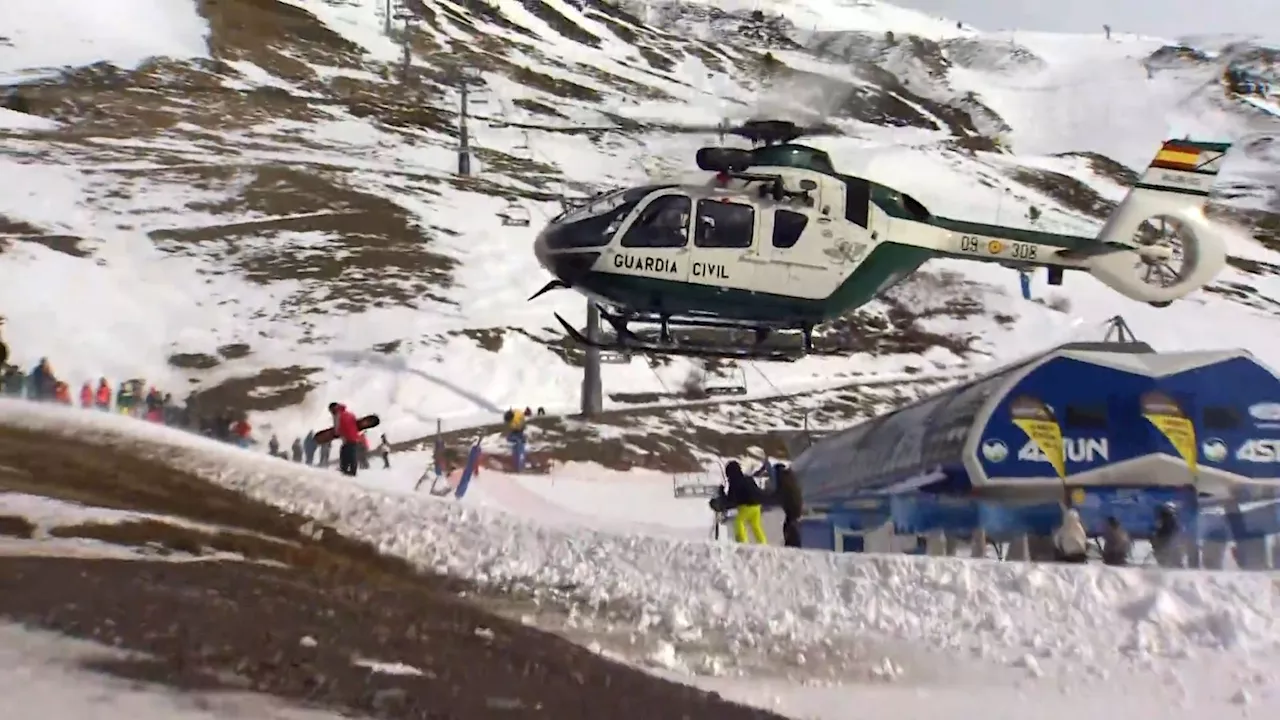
{"left": 0, "top": 423, "right": 788, "bottom": 720}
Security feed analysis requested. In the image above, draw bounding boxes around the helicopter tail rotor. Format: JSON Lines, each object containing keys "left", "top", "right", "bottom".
{"left": 1087, "top": 139, "right": 1231, "bottom": 305}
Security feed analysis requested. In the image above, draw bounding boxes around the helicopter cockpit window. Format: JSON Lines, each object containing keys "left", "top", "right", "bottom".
{"left": 695, "top": 200, "right": 755, "bottom": 249}
{"left": 621, "top": 195, "right": 690, "bottom": 248}
{"left": 772, "top": 209, "right": 808, "bottom": 249}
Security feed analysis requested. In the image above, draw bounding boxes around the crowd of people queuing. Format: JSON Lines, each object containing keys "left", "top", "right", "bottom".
{"left": 0, "top": 344, "right": 390, "bottom": 472}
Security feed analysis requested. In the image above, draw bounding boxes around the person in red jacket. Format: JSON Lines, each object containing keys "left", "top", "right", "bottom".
{"left": 328, "top": 402, "right": 361, "bottom": 477}
{"left": 94, "top": 378, "right": 111, "bottom": 411}
{"left": 79, "top": 382, "right": 93, "bottom": 408}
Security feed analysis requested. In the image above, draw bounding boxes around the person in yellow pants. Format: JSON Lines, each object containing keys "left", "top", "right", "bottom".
{"left": 724, "top": 461, "right": 767, "bottom": 544}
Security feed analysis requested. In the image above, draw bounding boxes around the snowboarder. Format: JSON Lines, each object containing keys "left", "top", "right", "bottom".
{"left": 358, "top": 432, "right": 371, "bottom": 470}
{"left": 290, "top": 437, "right": 303, "bottom": 463}
{"left": 723, "top": 460, "right": 767, "bottom": 544}
{"left": 329, "top": 403, "right": 361, "bottom": 477}
{"left": 1053, "top": 506, "right": 1089, "bottom": 563}
{"left": 268, "top": 434, "right": 280, "bottom": 458}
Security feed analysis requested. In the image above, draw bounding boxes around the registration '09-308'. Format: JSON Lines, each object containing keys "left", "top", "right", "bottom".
{"left": 959, "top": 235, "right": 1037, "bottom": 260}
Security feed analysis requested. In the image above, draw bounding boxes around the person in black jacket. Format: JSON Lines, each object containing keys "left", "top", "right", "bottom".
{"left": 723, "top": 461, "right": 768, "bottom": 544}
{"left": 773, "top": 463, "right": 803, "bottom": 548}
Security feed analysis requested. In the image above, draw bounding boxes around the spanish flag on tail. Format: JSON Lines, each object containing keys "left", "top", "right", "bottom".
{"left": 1138, "top": 139, "right": 1231, "bottom": 197}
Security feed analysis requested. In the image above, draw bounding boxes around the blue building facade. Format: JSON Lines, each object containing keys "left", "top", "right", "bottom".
{"left": 791, "top": 344, "right": 1280, "bottom": 551}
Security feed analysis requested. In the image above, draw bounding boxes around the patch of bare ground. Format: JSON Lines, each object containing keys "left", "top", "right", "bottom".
{"left": 0, "top": 214, "right": 92, "bottom": 258}
{"left": 147, "top": 165, "right": 456, "bottom": 313}
{"left": 0, "top": 424, "right": 785, "bottom": 720}
{"left": 1004, "top": 166, "right": 1118, "bottom": 220}
{"left": 0, "top": 515, "right": 35, "bottom": 539}
{"left": 1210, "top": 205, "right": 1280, "bottom": 256}
{"left": 199, "top": 0, "right": 368, "bottom": 84}
{"left": 185, "top": 365, "right": 320, "bottom": 417}
{"left": 1054, "top": 151, "right": 1139, "bottom": 187}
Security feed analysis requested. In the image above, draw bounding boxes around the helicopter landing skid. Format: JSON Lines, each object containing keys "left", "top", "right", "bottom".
{"left": 553, "top": 313, "right": 830, "bottom": 362}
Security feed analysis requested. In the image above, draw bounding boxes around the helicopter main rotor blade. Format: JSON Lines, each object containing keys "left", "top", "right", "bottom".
{"left": 528, "top": 279, "right": 569, "bottom": 301}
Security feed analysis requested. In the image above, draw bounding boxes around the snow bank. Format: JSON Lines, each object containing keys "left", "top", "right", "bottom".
{"left": 0, "top": 107, "right": 59, "bottom": 131}
{"left": 5, "top": 400, "right": 1277, "bottom": 679}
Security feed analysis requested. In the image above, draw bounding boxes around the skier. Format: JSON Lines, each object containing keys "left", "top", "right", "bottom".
{"left": 79, "top": 381, "right": 93, "bottom": 408}
{"left": 328, "top": 403, "right": 361, "bottom": 477}
{"left": 268, "top": 434, "right": 280, "bottom": 458}
{"left": 1053, "top": 505, "right": 1089, "bottom": 563}
{"left": 291, "top": 437, "right": 303, "bottom": 463}
{"left": 723, "top": 460, "right": 767, "bottom": 544}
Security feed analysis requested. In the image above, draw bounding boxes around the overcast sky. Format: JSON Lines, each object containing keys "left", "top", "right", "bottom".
{"left": 886, "top": 0, "right": 1280, "bottom": 40}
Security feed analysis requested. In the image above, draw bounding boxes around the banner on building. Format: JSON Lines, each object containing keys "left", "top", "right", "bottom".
{"left": 1140, "top": 389, "right": 1197, "bottom": 475}
{"left": 1009, "top": 394, "right": 1065, "bottom": 478}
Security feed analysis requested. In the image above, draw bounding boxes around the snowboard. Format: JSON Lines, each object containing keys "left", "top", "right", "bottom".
{"left": 314, "top": 414, "right": 380, "bottom": 444}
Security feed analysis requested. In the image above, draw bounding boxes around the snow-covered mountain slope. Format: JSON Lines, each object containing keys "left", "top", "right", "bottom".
{"left": 1, "top": 0, "right": 1279, "bottom": 449}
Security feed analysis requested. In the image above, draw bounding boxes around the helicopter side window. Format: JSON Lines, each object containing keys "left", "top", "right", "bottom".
{"left": 772, "top": 210, "right": 808, "bottom": 249}
{"left": 621, "top": 195, "right": 690, "bottom": 248}
{"left": 695, "top": 200, "right": 755, "bottom": 249}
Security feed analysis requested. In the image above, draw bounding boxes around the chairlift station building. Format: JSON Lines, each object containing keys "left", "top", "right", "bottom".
{"left": 791, "top": 340, "right": 1280, "bottom": 512}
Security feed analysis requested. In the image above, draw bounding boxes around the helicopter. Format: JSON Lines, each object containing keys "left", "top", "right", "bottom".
{"left": 530, "top": 119, "right": 1230, "bottom": 361}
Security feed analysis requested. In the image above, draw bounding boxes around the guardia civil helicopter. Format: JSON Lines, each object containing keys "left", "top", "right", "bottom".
{"left": 531, "top": 119, "right": 1230, "bottom": 361}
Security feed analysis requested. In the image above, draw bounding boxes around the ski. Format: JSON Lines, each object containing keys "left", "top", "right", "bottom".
{"left": 314, "top": 414, "right": 381, "bottom": 444}
{"left": 554, "top": 313, "right": 804, "bottom": 362}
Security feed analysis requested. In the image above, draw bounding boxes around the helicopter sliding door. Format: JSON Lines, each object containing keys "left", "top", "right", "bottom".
{"left": 610, "top": 193, "right": 692, "bottom": 288}
{"left": 691, "top": 199, "right": 756, "bottom": 292}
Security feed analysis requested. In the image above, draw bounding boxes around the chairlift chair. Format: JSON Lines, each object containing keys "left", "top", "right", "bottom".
{"left": 499, "top": 202, "right": 531, "bottom": 227}
{"left": 703, "top": 365, "right": 748, "bottom": 397}
{"left": 598, "top": 350, "right": 633, "bottom": 364}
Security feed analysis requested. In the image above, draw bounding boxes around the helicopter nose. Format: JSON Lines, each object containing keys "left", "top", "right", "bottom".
{"left": 533, "top": 228, "right": 552, "bottom": 272}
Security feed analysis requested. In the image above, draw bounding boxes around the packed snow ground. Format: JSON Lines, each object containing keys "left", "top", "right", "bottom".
{"left": 3, "top": 401, "right": 1279, "bottom": 719}
{"left": 1, "top": 0, "right": 1279, "bottom": 445}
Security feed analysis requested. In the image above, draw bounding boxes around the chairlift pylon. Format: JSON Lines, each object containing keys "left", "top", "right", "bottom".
{"left": 499, "top": 201, "right": 531, "bottom": 227}
{"left": 1101, "top": 315, "right": 1139, "bottom": 344}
